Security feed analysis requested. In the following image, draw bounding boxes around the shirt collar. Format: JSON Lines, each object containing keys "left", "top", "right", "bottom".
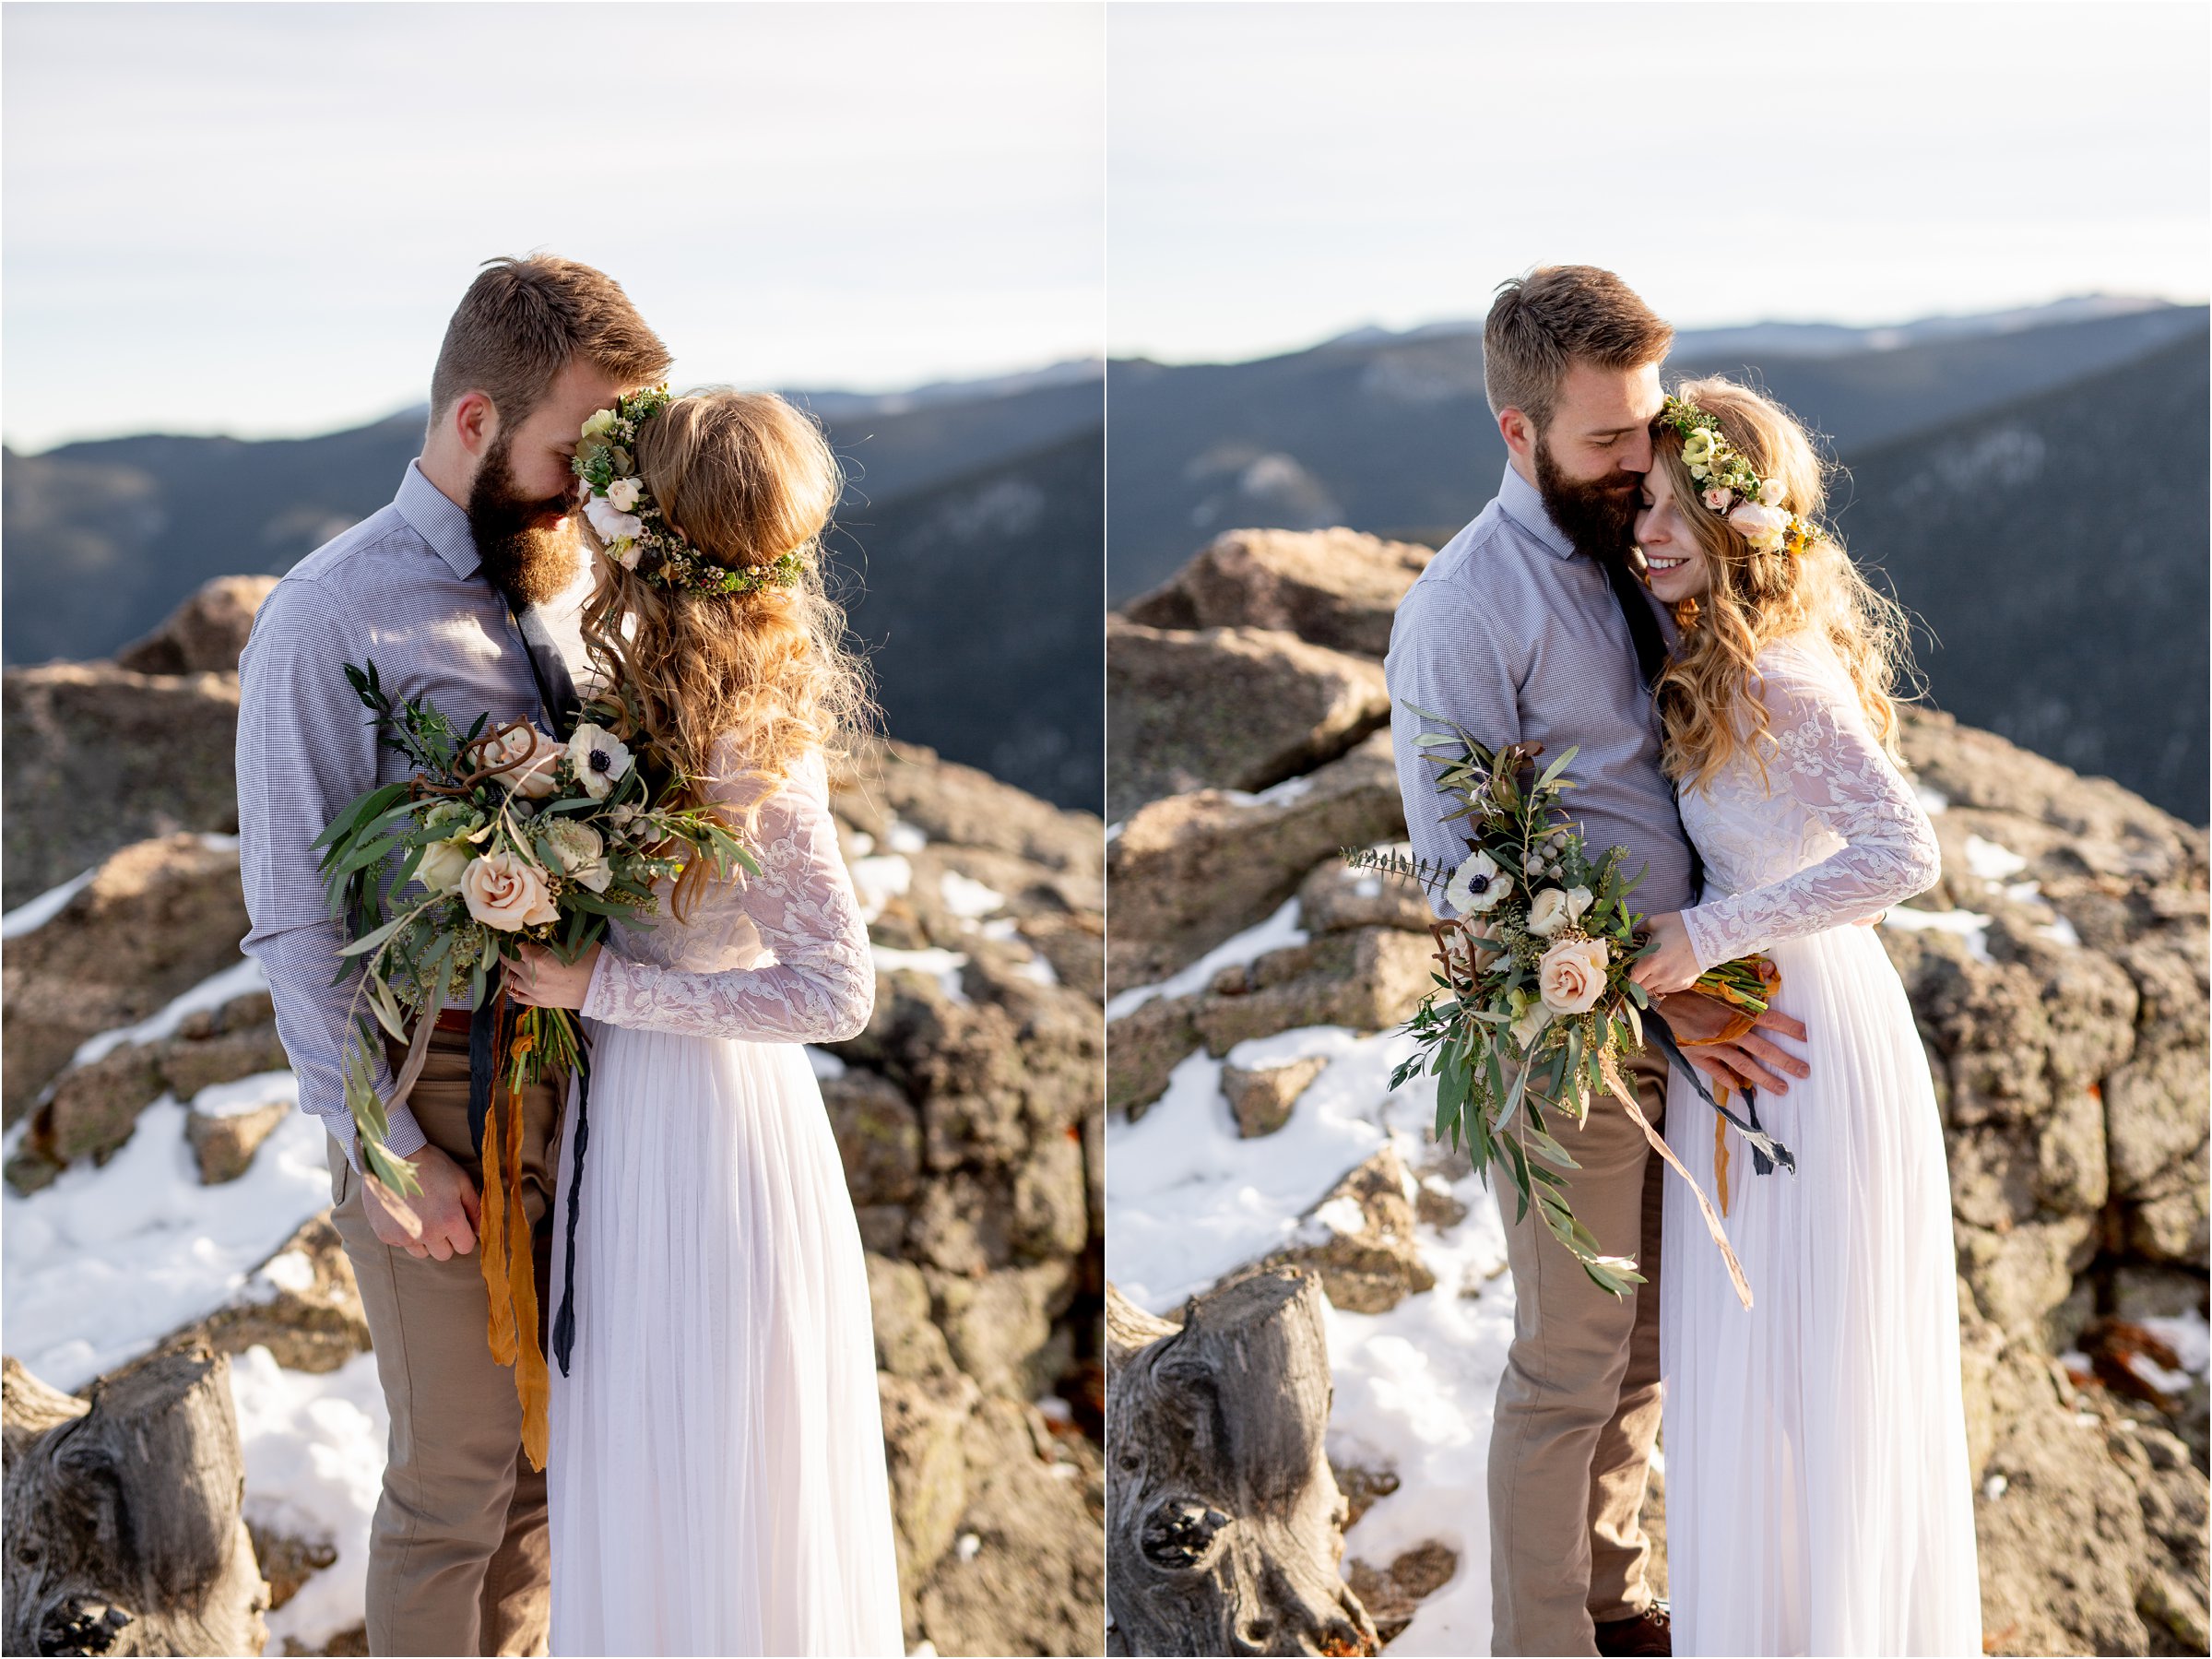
{"left": 395, "top": 459, "right": 482, "bottom": 581}
{"left": 1496, "top": 462, "right": 1578, "bottom": 562}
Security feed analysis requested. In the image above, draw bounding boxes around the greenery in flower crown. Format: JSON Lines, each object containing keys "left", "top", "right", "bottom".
{"left": 1657, "top": 394, "right": 1817, "bottom": 558}
{"left": 572, "top": 385, "right": 809, "bottom": 598}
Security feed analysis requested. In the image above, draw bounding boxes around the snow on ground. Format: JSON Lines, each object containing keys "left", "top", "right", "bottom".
{"left": 231, "top": 1346, "right": 388, "bottom": 1652}
{"left": 2, "top": 1076, "right": 329, "bottom": 1389}
{"left": 1105, "top": 895, "right": 1308, "bottom": 1022}
{"left": 1, "top": 867, "right": 96, "bottom": 937}
{"left": 1106, "top": 976, "right": 1519, "bottom": 1653}
{"left": 1883, "top": 903, "right": 1994, "bottom": 964}
{"left": 871, "top": 943, "right": 972, "bottom": 1003}
{"left": 74, "top": 956, "right": 268, "bottom": 1068}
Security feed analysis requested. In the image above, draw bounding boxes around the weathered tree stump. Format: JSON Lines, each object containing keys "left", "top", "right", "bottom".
{"left": 4, "top": 1349, "right": 268, "bottom": 1656}
{"left": 1106, "top": 1271, "right": 1378, "bottom": 1656}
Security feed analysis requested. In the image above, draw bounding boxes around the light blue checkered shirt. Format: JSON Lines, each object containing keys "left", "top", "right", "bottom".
{"left": 237, "top": 461, "right": 591, "bottom": 1168}
{"left": 1384, "top": 464, "right": 1696, "bottom": 919}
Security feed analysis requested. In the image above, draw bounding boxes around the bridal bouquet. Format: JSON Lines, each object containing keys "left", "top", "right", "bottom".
{"left": 314, "top": 658, "right": 759, "bottom": 1195}
{"left": 1345, "top": 705, "right": 1793, "bottom": 1307}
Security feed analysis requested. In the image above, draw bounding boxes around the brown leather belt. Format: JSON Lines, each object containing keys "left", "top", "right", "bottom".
{"left": 432, "top": 1006, "right": 474, "bottom": 1036}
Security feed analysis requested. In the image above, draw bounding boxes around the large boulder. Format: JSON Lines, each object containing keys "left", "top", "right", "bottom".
{"left": 113, "top": 575, "right": 278, "bottom": 676}
{"left": 1106, "top": 730, "right": 1405, "bottom": 994}
{"left": 1122, "top": 526, "right": 1433, "bottom": 658}
{"left": 1, "top": 834, "right": 249, "bottom": 1128}
{"left": 1106, "top": 615, "right": 1389, "bottom": 821}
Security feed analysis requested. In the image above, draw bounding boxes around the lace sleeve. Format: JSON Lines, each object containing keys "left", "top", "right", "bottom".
{"left": 581, "top": 752, "right": 876, "bottom": 1042}
{"left": 1680, "top": 647, "right": 1941, "bottom": 971}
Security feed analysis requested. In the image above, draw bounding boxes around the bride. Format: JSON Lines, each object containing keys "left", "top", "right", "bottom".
{"left": 508, "top": 388, "right": 903, "bottom": 1656}
{"left": 1626, "top": 379, "right": 1981, "bottom": 1655}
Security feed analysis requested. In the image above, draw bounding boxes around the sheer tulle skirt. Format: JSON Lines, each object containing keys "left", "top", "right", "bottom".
{"left": 1660, "top": 924, "right": 1981, "bottom": 1657}
{"left": 548, "top": 1024, "right": 904, "bottom": 1657}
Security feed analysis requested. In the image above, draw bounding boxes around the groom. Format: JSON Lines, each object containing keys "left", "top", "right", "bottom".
{"left": 1384, "top": 266, "right": 1810, "bottom": 1658}
{"left": 238, "top": 255, "right": 669, "bottom": 1655}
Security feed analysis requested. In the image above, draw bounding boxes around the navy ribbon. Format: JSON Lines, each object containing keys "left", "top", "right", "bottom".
{"left": 1644, "top": 1008, "right": 1795, "bottom": 1177}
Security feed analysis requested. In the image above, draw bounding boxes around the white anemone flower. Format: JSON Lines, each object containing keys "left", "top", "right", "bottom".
{"left": 566, "top": 723, "right": 633, "bottom": 800}
{"left": 1445, "top": 850, "right": 1512, "bottom": 915}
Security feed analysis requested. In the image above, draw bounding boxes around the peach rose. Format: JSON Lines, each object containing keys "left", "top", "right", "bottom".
{"left": 479, "top": 725, "right": 563, "bottom": 800}
{"left": 461, "top": 850, "right": 559, "bottom": 932}
{"left": 1537, "top": 935, "right": 1611, "bottom": 1015}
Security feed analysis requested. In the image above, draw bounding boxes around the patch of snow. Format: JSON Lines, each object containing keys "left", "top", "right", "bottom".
{"left": 2, "top": 1096, "right": 329, "bottom": 1390}
{"left": 230, "top": 1345, "right": 387, "bottom": 1652}
{"left": 252, "top": 1249, "right": 318, "bottom": 1298}
{"left": 1983, "top": 1473, "right": 2008, "bottom": 1500}
{"left": 1300, "top": 1194, "right": 1370, "bottom": 1242}
{"left": 940, "top": 871, "right": 1006, "bottom": 920}
{"left": 1035, "top": 1394, "right": 1073, "bottom": 1423}
{"left": 0, "top": 867, "right": 96, "bottom": 938}
{"left": 1965, "top": 835, "right": 2029, "bottom": 882}
{"left": 954, "top": 1531, "right": 982, "bottom": 1563}
{"left": 1916, "top": 785, "right": 1949, "bottom": 815}
{"left": 887, "top": 819, "right": 927, "bottom": 856}
{"left": 1018, "top": 954, "right": 1060, "bottom": 987}
{"left": 1224, "top": 775, "right": 1315, "bottom": 809}
{"left": 1105, "top": 821, "right": 1123, "bottom": 845}
{"left": 1106, "top": 896, "right": 1308, "bottom": 1022}
{"left": 200, "top": 833, "right": 242, "bottom": 852}
{"left": 2144, "top": 1309, "right": 2210, "bottom": 1376}
{"left": 807, "top": 1046, "right": 846, "bottom": 1080}
{"left": 1354, "top": 875, "right": 1382, "bottom": 898}
{"left": 190, "top": 1069, "right": 298, "bottom": 1120}
{"left": 71, "top": 956, "right": 268, "bottom": 1069}
{"left": 2126, "top": 1351, "right": 2195, "bottom": 1396}
{"left": 849, "top": 854, "right": 913, "bottom": 925}
{"left": 980, "top": 917, "right": 1022, "bottom": 942}
{"left": 872, "top": 944, "right": 970, "bottom": 1004}
{"left": 2040, "top": 915, "right": 2083, "bottom": 949}
{"left": 1883, "top": 905, "right": 1993, "bottom": 965}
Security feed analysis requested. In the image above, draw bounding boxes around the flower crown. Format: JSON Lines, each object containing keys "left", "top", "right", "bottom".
{"left": 572, "top": 386, "right": 808, "bottom": 597}
{"left": 1657, "top": 395, "right": 1816, "bottom": 557}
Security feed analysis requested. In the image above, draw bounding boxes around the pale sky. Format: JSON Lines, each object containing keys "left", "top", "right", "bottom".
{"left": 1106, "top": 1, "right": 2212, "bottom": 363}
{"left": 2, "top": 2, "right": 1104, "bottom": 451}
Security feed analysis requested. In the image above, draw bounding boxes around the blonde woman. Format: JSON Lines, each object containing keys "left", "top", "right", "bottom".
{"left": 508, "top": 389, "right": 901, "bottom": 1655}
{"left": 1625, "top": 379, "right": 1981, "bottom": 1655}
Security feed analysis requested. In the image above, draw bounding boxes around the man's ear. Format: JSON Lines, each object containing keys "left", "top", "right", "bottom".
{"left": 449, "top": 390, "right": 499, "bottom": 458}
{"left": 1498, "top": 406, "right": 1535, "bottom": 464}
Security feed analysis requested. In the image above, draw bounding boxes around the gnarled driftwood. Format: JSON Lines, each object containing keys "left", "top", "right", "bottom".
{"left": 4, "top": 1349, "right": 268, "bottom": 1656}
{"left": 1106, "top": 1271, "right": 1378, "bottom": 1656}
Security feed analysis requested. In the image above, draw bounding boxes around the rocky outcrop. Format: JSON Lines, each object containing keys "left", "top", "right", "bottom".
{"left": 1, "top": 579, "right": 1106, "bottom": 1658}
{"left": 1107, "top": 615, "right": 1389, "bottom": 822}
{"left": 1109, "top": 526, "right": 2211, "bottom": 1656}
{"left": 114, "top": 575, "right": 280, "bottom": 677}
{"left": 1122, "top": 527, "right": 1434, "bottom": 661}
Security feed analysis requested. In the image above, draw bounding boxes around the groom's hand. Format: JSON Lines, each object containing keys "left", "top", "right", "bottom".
{"left": 362, "top": 1144, "right": 481, "bottom": 1262}
{"left": 1655, "top": 991, "right": 1810, "bottom": 1096}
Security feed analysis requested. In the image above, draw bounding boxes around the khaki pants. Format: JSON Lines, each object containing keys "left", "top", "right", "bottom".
{"left": 327, "top": 1025, "right": 565, "bottom": 1657}
{"left": 1487, "top": 1043, "right": 1669, "bottom": 1656}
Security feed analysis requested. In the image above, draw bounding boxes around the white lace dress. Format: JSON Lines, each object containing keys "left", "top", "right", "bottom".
{"left": 547, "top": 748, "right": 903, "bottom": 1657}
{"left": 1660, "top": 638, "right": 1981, "bottom": 1656}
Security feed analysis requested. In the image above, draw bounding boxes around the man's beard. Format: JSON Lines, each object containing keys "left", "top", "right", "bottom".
{"left": 467, "top": 434, "right": 582, "bottom": 607}
{"left": 1533, "top": 434, "right": 1640, "bottom": 563}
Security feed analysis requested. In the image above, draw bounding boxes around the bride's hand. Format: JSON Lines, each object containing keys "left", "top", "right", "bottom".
{"left": 1628, "top": 912, "right": 1701, "bottom": 996}
{"left": 508, "top": 942, "right": 601, "bottom": 1011}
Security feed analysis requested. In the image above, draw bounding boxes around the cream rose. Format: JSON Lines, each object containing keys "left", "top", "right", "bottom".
{"left": 1565, "top": 885, "right": 1594, "bottom": 926}
{"left": 584, "top": 494, "right": 645, "bottom": 546}
{"left": 581, "top": 407, "right": 618, "bottom": 440}
{"left": 417, "top": 837, "right": 473, "bottom": 894}
{"left": 1508, "top": 999, "right": 1552, "bottom": 1051}
{"left": 1727, "top": 502, "right": 1790, "bottom": 551}
{"left": 542, "top": 819, "right": 612, "bottom": 894}
{"left": 1701, "top": 485, "right": 1733, "bottom": 512}
{"left": 606, "top": 476, "right": 645, "bottom": 513}
{"left": 1538, "top": 936, "right": 1611, "bottom": 1015}
{"left": 1526, "top": 887, "right": 1570, "bottom": 936}
{"left": 479, "top": 725, "right": 562, "bottom": 799}
{"left": 461, "top": 850, "right": 559, "bottom": 932}
{"left": 1758, "top": 477, "right": 1787, "bottom": 508}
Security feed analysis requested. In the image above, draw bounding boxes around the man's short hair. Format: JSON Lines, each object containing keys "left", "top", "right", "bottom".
{"left": 1483, "top": 266, "right": 1673, "bottom": 431}
{"left": 428, "top": 255, "right": 671, "bottom": 434}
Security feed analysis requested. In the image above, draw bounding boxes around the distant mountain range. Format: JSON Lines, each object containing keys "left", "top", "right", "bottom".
{"left": 2, "top": 367, "right": 1105, "bottom": 813}
{"left": 1106, "top": 300, "right": 2209, "bottom": 822}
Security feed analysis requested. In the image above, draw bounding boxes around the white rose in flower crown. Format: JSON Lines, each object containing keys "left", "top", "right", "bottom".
{"left": 479, "top": 724, "right": 562, "bottom": 800}
{"left": 606, "top": 477, "right": 645, "bottom": 513}
{"left": 1758, "top": 477, "right": 1787, "bottom": 508}
{"left": 462, "top": 850, "right": 560, "bottom": 932}
{"left": 417, "top": 837, "right": 474, "bottom": 894}
{"left": 1727, "top": 502, "right": 1791, "bottom": 552}
{"left": 1526, "top": 887, "right": 1570, "bottom": 936}
{"left": 584, "top": 494, "right": 645, "bottom": 547}
{"left": 1445, "top": 850, "right": 1512, "bottom": 914}
{"left": 582, "top": 408, "right": 619, "bottom": 440}
{"left": 567, "top": 723, "right": 633, "bottom": 800}
{"left": 1538, "top": 935, "right": 1611, "bottom": 1015}
{"left": 541, "top": 819, "right": 612, "bottom": 894}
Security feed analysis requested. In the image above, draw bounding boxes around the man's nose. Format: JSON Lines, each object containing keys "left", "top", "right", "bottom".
{"left": 1622, "top": 430, "right": 1654, "bottom": 473}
